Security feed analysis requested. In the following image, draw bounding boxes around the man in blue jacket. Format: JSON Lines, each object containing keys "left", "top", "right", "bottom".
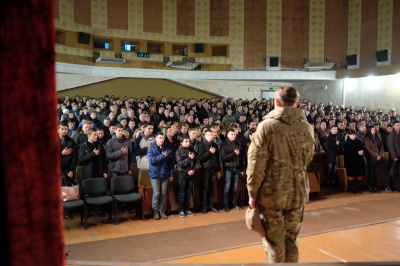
{"left": 148, "top": 131, "right": 174, "bottom": 220}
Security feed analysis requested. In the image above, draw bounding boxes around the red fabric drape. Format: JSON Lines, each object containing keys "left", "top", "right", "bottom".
{"left": 0, "top": 1, "right": 65, "bottom": 265}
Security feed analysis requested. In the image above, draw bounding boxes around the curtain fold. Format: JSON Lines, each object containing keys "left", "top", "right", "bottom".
{"left": 0, "top": 1, "right": 64, "bottom": 265}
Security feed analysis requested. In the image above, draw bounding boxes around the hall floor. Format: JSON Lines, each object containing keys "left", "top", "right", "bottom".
{"left": 65, "top": 189, "right": 400, "bottom": 265}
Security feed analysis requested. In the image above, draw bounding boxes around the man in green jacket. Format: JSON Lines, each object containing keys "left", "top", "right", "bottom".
{"left": 246, "top": 86, "right": 314, "bottom": 263}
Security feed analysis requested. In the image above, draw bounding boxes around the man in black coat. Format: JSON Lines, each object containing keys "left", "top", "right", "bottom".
{"left": 325, "top": 125, "right": 340, "bottom": 187}
{"left": 197, "top": 129, "right": 221, "bottom": 214}
{"left": 78, "top": 128, "right": 108, "bottom": 179}
{"left": 221, "top": 128, "right": 244, "bottom": 212}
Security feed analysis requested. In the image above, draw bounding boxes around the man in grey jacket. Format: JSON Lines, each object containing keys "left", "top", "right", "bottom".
{"left": 106, "top": 123, "right": 133, "bottom": 177}
{"left": 387, "top": 121, "right": 400, "bottom": 191}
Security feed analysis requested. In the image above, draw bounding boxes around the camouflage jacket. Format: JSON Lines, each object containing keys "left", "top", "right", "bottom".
{"left": 246, "top": 107, "right": 314, "bottom": 209}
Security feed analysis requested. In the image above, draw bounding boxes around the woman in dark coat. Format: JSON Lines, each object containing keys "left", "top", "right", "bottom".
{"left": 364, "top": 125, "right": 385, "bottom": 193}
{"left": 344, "top": 130, "right": 365, "bottom": 193}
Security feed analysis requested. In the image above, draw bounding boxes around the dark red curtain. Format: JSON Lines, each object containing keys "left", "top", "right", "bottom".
{"left": 0, "top": 1, "right": 65, "bottom": 265}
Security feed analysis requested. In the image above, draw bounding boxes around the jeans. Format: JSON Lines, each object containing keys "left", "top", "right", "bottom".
{"left": 223, "top": 169, "right": 239, "bottom": 206}
{"left": 150, "top": 178, "right": 168, "bottom": 211}
{"left": 386, "top": 159, "right": 400, "bottom": 190}
{"left": 178, "top": 173, "right": 193, "bottom": 212}
{"left": 202, "top": 170, "right": 217, "bottom": 209}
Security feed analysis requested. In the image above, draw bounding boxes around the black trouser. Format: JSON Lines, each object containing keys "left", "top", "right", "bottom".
{"left": 202, "top": 170, "right": 217, "bottom": 210}
{"left": 368, "top": 158, "right": 381, "bottom": 188}
{"left": 326, "top": 162, "right": 337, "bottom": 185}
{"left": 178, "top": 173, "right": 194, "bottom": 212}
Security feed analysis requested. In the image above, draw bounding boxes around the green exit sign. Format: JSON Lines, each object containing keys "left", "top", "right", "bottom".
{"left": 137, "top": 52, "right": 150, "bottom": 58}
{"left": 268, "top": 87, "right": 274, "bottom": 90}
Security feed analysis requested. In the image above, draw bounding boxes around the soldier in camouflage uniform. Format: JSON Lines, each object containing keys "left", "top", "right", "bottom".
{"left": 246, "top": 86, "right": 314, "bottom": 263}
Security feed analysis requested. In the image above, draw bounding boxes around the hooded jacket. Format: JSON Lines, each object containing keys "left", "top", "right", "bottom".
{"left": 246, "top": 107, "right": 314, "bottom": 209}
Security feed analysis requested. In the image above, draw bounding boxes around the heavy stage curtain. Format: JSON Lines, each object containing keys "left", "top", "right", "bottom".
{"left": 0, "top": 1, "right": 65, "bottom": 265}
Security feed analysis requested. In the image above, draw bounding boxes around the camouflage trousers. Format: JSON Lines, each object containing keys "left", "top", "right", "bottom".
{"left": 259, "top": 206, "right": 304, "bottom": 263}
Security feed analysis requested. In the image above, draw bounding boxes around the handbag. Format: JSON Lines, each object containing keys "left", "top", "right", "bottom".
{"left": 61, "top": 185, "right": 80, "bottom": 201}
{"left": 245, "top": 207, "right": 264, "bottom": 237}
{"left": 61, "top": 175, "right": 80, "bottom": 201}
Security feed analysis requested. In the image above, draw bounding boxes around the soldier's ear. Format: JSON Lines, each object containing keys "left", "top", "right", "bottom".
{"left": 275, "top": 98, "right": 282, "bottom": 107}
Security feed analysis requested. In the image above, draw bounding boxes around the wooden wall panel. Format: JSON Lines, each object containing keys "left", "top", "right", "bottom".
{"left": 143, "top": 0, "right": 163, "bottom": 33}
{"left": 210, "top": 0, "right": 229, "bottom": 36}
{"left": 392, "top": 0, "right": 400, "bottom": 64}
{"left": 244, "top": 0, "right": 267, "bottom": 70}
{"left": 360, "top": 0, "right": 378, "bottom": 68}
{"left": 325, "top": 0, "right": 348, "bottom": 69}
{"left": 74, "top": 0, "right": 91, "bottom": 26}
{"left": 107, "top": 0, "right": 128, "bottom": 30}
{"left": 177, "top": 0, "right": 195, "bottom": 36}
{"left": 281, "top": 0, "right": 309, "bottom": 69}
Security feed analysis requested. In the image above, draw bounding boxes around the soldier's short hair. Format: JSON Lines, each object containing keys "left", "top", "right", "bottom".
{"left": 275, "top": 86, "right": 299, "bottom": 106}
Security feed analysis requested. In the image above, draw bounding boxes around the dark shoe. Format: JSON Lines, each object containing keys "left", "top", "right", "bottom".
{"left": 233, "top": 205, "right": 243, "bottom": 210}
{"left": 368, "top": 186, "right": 375, "bottom": 193}
{"left": 154, "top": 210, "right": 160, "bottom": 220}
{"left": 124, "top": 208, "right": 132, "bottom": 214}
{"left": 385, "top": 187, "right": 392, "bottom": 192}
{"left": 159, "top": 210, "right": 168, "bottom": 219}
{"left": 186, "top": 210, "right": 196, "bottom": 216}
{"left": 210, "top": 206, "right": 219, "bottom": 213}
{"left": 223, "top": 205, "right": 230, "bottom": 212}
{"left": 64, "top": 213, "right": 74, "bottom": 220}
{"left": 374, "top": 187, "right": 381, "bottom": 193}
{"left": 201, "top": 209, "right": 208, "bottom": 214}
{"left": 179, "top": 211, "right": 186, "bottom": 218}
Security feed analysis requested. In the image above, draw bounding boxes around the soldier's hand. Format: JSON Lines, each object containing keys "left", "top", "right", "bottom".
{"left": 62, "top": 147, "right": 73, "bottom": 156}
{"left": 248, "top": 198, "right": 257, "bottom": 209}
{"left": 162, "top": 151, "right": 169, "bottom": 157}
{"left": 188, "top": 170, "right": 195, "bottom": 176}
{"left": 189, "top": 152, "right": 195, "bottom": 159}
{"left": 210, "top": 147, "right": 216, "bottom": 153}
{"left": 67, "top": 171, "right": 74, "bottom": 178}
{"left": 234, "top": 149, "right": 240, "bottom": 155}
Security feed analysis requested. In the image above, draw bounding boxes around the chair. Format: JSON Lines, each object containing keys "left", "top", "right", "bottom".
{"left": 111, "top": 175, "right": 145, "bottom": 223}
{"left": 81, "top": 178, "right": 115, "bottom": 227}
{"left": 62, "top": 198, "right": 87, "bottom": 229}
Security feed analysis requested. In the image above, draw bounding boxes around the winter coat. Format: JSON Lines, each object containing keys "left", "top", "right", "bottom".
{"left": 78, "top": 141, "right": 108, "bottom": 178}
{"left": 106, "top": 135, "right": 132, "bottom": 173}
{"left": 246, "top": 107, "right": 314, "bottom": 210}
{"left": 197, "top": 139, "right": 220, "bottom": 171}
{"left": 221, "top": 138, "right": 244, "bottom": 171}
{"left": 364, "top": 135, "right": 384, "bottom": 164}
{"left": 325, "top": 133, "right": 340, "bottom": 162}
{"left": 387, "top": 130, "right": 400, "bottom": 160}
{"left": 343, "top": 138, "right": 366, "bottom": 177}
{"left": 60, "top": 136, "right": 78, "bottom": 175}
{"left": 147, "top": 142, "right": 174, "bottom": 179}
{"left": 175, "top": 145, "right": 200, "bottom": 173}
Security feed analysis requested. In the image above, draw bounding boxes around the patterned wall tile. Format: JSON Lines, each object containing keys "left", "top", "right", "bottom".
{"left": 348, "top": 0, "right": 361, "bottom": 55}
{"left": 309, "top": 0, "right": 325, "bottom": 63}
{"left": 266, "top": 0, "right": 282, "bottom": 57}
{"left": 195, "top": 0, "right": 210, "bottom": 39}
{"left": 229, "top": 0, "right": 244, "bottom": 69}
{"left": 92, "top": 0, "right": 107, "bottom": 30}
{"left": 377, "top": 0, "right": 392, "bottom": 51}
